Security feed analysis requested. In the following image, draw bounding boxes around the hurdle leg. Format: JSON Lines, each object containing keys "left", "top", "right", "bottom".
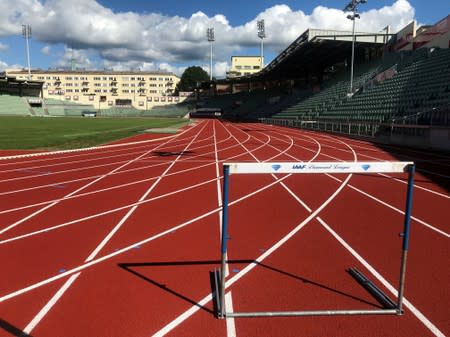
{"left": 218, "top": 165, "right": 231, "bottom": 318}
{"left": 397, "top": 164, "right": 415, "bottom": 314}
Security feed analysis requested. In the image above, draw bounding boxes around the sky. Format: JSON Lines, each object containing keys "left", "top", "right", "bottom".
{"left": 0, "top": 0, "right": 448, "bottom": 78}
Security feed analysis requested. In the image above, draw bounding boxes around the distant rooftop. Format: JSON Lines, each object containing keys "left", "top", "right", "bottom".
{"left": 7, "top": 69, "right": 177, "bottom": 76}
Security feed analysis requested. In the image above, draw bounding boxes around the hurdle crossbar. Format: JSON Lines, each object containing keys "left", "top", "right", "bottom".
{"left": 214, "top": 161, "right": 415, "bottom": 319}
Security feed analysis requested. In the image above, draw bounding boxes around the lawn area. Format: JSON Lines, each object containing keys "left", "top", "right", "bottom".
{"left": 0, "top": 116, "right": 188, "bottom": 150}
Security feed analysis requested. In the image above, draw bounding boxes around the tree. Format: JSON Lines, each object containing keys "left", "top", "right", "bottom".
{"left": 175, "top": 66, "right": 209, "bottom": 94}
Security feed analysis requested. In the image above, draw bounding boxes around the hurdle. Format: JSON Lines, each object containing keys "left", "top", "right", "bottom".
{"left": 212, "top": 161, "right": 415, "bottom": 318}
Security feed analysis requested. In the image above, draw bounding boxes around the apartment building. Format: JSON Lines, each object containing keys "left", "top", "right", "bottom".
{"left": 227, "top": 56, "right": 263, "bottom": 78}
{"left": 5, "top": 69, "right": 183, "bottom": 109}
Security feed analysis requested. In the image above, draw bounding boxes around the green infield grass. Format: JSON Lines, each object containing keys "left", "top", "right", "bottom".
{"left": 0, "top": 116, "right": 188, "bottom": 150}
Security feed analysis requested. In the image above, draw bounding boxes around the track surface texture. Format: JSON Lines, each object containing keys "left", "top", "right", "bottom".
{"left": 0, "top": 120, "right": 448, "bottom": 337}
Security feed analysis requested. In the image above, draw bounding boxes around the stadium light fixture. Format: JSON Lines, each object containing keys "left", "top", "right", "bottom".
{"left": 207, "top": 28, "right": 215, "bottom": 81}
{"left": 344, "top": 0, "right": 367, "bottom": 94}
{"left": 22, "top": 24, "right": 32, "bottom": 81}
{"left": 257, "top": 20, "right": 266, "bottom": 69}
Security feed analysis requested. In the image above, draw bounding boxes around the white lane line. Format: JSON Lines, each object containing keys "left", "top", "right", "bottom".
{"left": 325, "top": 174, "right": 450, "bottom": 238}
{"left": 0, "top": 130, "right": 208, "bottom": 185}
{"left": 150, "top": 174, "right": 354, "bottom": 337}
{"left": 0, "top": 129, "right": 255, "bottom": 245}
{"left": 0, "top": 131, "right": 210, "bottom": 178}
{"left": 225, "top": 123, "right": 447, "bottom": 337}
{"left": 23, "top": 273, "right": 80, "bottom": 334}
{"left": 0, "top": 135, "right": 177, "bottom": 236}
{"left": 0, "top": 159, "right": 295, "bottom": 303}
{"left": 259, "top": 126, "right": 449, "bottom": 238}
{"left": 275, "top": 126, "right": 445, "bottom": 335}
{"left": 214, "top": 121, "right": 236, "bottom": 337}
{"left": 271, "top": 126, "right": 450, "bottom": 199}
{"left": 378, "top": 172, "right": 449, "bottom": 200}
{"left": 225, "top": 292, "right": 236, "bottom": 337}
{"left": 22, "top": 121, "right": 209, "bottom": 334}
{"left": 0, "top": 177, "right": 218, "bottom": 245}
{"left": 317, "top": 217, "right": 446, "bottom": 337}
{"left": 0, "top": 134, "right": 233, "bottom": 207}
{"left": 0, "top": 125, "right": 211, "bottom": 169}
{"left": 151, "top": 125, "right": 347, "bottom": 336}
{"left": 0, "top": 128, "right": 188, "bottom": 162}
{"left": 0, "top": 124, "right": 231, "bottom": 198}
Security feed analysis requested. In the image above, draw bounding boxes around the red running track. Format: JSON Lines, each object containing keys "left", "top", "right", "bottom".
{"left": 0, "top": 120, "right": 448, "bottom": 337}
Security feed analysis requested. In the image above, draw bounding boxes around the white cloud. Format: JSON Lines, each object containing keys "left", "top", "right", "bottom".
{"left": 0, "top": 60, "right": 23, "bottom": 71}
{"left": 0, "top": 43, "right": 8, "bottom": 52}
{"left": 41, "top": 45, "right": 51, "bottom": 55}
{"left": 55, "top": 47, "right": 95, "bottom": 70}
{"left": 214, "top": 61, "right": 229, "bottom": 78}
{"left": 0, "top": 60, "right": 8, "bottom": 71}
{"left": 0, "top": 0, "right": 417, "bottom": 76}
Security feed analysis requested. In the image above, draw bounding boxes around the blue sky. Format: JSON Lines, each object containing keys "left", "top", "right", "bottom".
{"left": 0, "top": 0, "right": 448, "bottom": 77}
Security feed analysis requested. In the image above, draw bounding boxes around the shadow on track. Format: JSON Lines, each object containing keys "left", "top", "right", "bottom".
{"left": 375, "top": 143, "right": 450, "bottom": 193}
{"left": 151, "top": 150, "right": 194, "bottom": 157}
{"left": 118, "top": 259, "right": 382, "bottom": 315}
{"left": 0, "top": 319, "right": 33, "bottom": 337}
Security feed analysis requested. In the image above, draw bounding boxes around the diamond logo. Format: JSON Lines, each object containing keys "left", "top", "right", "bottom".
{"left": 361, "top": 164, "right": 370, "bottom": 171}
{"left": 272, "top": 164, "right": 281, "bottom": 171}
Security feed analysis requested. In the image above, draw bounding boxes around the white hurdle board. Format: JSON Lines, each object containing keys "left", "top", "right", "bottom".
{"left": 225, "top": 161, "right": 414, "bottom": 175}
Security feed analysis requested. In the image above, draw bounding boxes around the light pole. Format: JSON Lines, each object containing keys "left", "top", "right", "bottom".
{"left": 257, "top": 20, "right": 266, "bottom": 69}
{"left": 344, "top": 0, "right": 366, "bottom": 94}
{"left": 22, "top": 24, "right": 32, "bottom": 80}
{"left": 207, "top": 28, "right": 215, "bottom": 81}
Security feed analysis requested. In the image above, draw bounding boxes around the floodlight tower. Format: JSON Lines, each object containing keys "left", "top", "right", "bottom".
{"left": 257, "top": 20, "right": 266, "bottom": 69}
{"left": 207, "top": 28, "right": 215, "bottom": 81}
{"left": 344, "top": 0, "right": 367, "bottom": 94}
{"left": 22, "top": 24, "right": 32, "bottom": 80}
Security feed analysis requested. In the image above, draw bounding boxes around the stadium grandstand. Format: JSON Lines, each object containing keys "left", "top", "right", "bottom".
{"left": 1, "top": 14, "right": 449, "bottom": 150}
{"left": 1, "top": 69, "right": 189, "bottom": 118}
{"left": 0, "top": 72, "right": 189, "bottom": 118}
{"left": 193, "top": 15, "right": 450, "bottom": 151}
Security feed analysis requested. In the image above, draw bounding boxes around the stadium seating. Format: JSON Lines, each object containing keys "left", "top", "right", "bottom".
{"left": 271, "top": 48, "right": 450, "bottom": 125}
{"left": 0, "top": 95, "right": 31, "bottom": 115}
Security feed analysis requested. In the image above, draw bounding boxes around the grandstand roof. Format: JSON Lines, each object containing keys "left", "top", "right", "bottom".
{"left": 0, "top": 74, "right": 43, "bottom": 96}
{"left": 221, "top": 28, "right": 395, "bottom": 83}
